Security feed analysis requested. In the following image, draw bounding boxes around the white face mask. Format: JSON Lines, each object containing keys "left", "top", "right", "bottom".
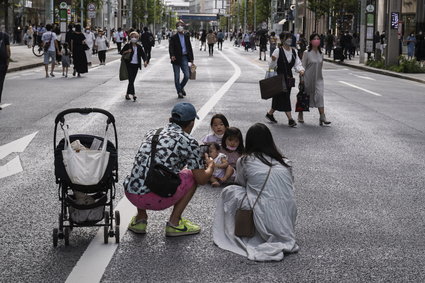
{"left": 214, "top": 133, "right": 224, "bottom": 139}
{"left": 130, "top": 38, "right": 138, "bottom": 43}
{"left": 285, "top": 39, "right": 292, "bottom": 46}
{"left": 177, "top": 26, "right": 184, "bottom": 32}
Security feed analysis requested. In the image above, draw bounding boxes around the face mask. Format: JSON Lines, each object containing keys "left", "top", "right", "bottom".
{"left": 214, "top": 133, "right": 224, "bottom": 139}
{"left": 86, "top": 30, "right": 90, "bottom": 33}
{"left": 130, "top": 38, "right": 138, "bottom": 43}
{"left": 177, "top": 26, "right": 184, "bottom": 32}
{"left": 227, "top": 146, "right": 237, "bottom": 151}
{"left": 311, "top": 39, "right": 321, "bottom": 47}
{"left": 284, "top": 39, "right": 292, "bottom": 46}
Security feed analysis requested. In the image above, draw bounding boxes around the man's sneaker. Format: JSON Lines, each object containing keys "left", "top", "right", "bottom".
{"left": 177, "top": 92, "right": 184, "bottom": 99}
{"left": 128, "top": 216, "right": 147, "bottom": 234}
{"left": 165, "top": 218, "right": 201, "bottom": 237}
{"left": 266, "top": 113, "right": 278, "bottom": 123}
{"left": 288, "top": 119, "right": 297, "bottom": 128}
{"left": 181, "top": 89, "right": 187, "bottom": 96}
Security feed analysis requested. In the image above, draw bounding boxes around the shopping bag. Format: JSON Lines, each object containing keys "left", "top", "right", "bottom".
{"left": 119, "top": 58, "right": 128, "bottom": 81}
{"left": 259, "top": 74, "right": 287, "bottom": 100}
{"left": 295, "top": 81, "right": 310, "bottom": 112}
{"left": 62, "top": 128, "right": 110, "bottom": 186}
{"left": 189, "top": 63, "right": 197, "bottom": 80}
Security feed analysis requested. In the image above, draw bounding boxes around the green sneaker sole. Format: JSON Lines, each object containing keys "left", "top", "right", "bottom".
{"left": 165, "top": 230, "right": 200, "bottom": 237}
{"left": 128, "top": 226, "right": 147, "bottom": 234}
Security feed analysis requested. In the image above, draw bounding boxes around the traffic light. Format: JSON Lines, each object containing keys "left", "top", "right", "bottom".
{"left": 114, "top": 11, "right": 117, "bottom": 17}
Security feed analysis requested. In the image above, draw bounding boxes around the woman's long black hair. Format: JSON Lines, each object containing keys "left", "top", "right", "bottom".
{"left": 308, "top": 33, "right": 322, "bottom": 53}
{"left": 242, "top": 123, "right": 289, "bottom": 167}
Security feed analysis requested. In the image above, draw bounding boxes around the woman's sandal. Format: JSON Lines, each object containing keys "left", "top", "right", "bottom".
{"left": 133, "top": 95, "right": 137, "bottom": 101}
{"left": 125, "top": 95, "right": 131, "bottom": 100}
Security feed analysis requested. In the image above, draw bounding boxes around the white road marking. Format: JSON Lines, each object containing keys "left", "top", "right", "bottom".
{"left": 0, "top": 132, "right": 38, "bottom": 159}
{"left": 0, "top": 103, "right": 11, "bottom": 109}
{"left": 0, "top": 156, "right": 23, "bottom": 179}
{"left": 349, "top": 73, "right": 376, "bottom": 81}
{"left": 323, "top": 68, "right": 349, "bottom": 71}
{"left": 338, "top": 81, "right": 382, "bottom": 97}
{"left": 65, "top": 51, "right": 241, "bottom": 283}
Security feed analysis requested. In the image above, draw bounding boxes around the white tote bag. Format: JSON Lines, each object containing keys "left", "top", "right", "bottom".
{"left": 62, "top": 128, "right": 110, "bottom": 186}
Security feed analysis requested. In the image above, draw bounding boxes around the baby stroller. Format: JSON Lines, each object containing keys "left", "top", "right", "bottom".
{"left": 53, "top": 108, "right": 120, "bottom": 247}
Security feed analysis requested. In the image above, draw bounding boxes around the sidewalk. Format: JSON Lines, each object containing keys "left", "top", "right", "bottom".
{"left": 323, "top": 56, "right": 425, "bottom": 84}
{"left": 7, "top": 44, "right": 118, "bottom": 73}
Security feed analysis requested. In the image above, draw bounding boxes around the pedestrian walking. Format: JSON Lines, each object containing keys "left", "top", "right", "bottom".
{"left": 94, "top": 29, "right": 109, "bottom": 65}
{"left": 26, "top": 26, "right": 34, "bottom": 48}
{"left": 42, "top": 24, "right": 59, "bottom": 78}
{"left": 84, "top": 27, "right": 95, "bottom": 66}
{"left": 0, "top": 31, "right": 11, "bottom": 110}
{"left": 250, "top": 32, "right": 257, "bottom": 51}
{"left": 157, "top": 31, "right": 162, "bottom": 44}
{"left": 140, "top": 27, "right": 155, "bottom": 64}
{"left": 200, "top": 29, "right": 207, "bottom": 51}
{"left": 114, "top": 27, "right": 125, "bottom": 53}
{"left": 299, "top": 34, "right": 331, "bottom": 126}
{"left": 406, "top": 33, "right": 416, "bottom": 60}
{"left": 325, "top": 30, "right": 334, "bottom": 57}
{"left": 259, "top": 32, "right": 267, "bottom": 61}
{"left": 123, "top": 102, "right": 214, "bottom": 236}
{"left": 266, "top": 32, "right": 304, "bottom": 127}
{"left": 169, "top": 21, "right": 194, "bottom": 99}
{"left": 213, "top": 123, "right": 298, "bottom": 261}
{"left": 415, "top": 31, "right": 425, "bottom": 64}
{"left": 243, "top": 32, "right": 250, "bottom": 51}
{"left": 70, "top": 24, "right": 88, "bottom": 77}
{"left": 206, "top": 30, "right": 216, "bottom": 56}
{"left": 61, "top": 42, "right": 71, "bottom": 77}
{"left": 120, "top": 32, "right": 147, "bottom": 101}
{"left": 217, "top": 29, "right": 224, "bottom": 50}
{"left": 297, "top": 33, "right": 308, "bottom": 59}
{"left": 269, "top": 32, "right": 278, "bottom": 57}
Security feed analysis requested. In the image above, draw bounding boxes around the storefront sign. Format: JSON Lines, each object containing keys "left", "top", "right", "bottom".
{"left": 391, "top": 12, "right": 399, "bottom": 29}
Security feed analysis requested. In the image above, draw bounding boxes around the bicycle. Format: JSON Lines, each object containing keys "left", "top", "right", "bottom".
{"left": 32, "top": 42, "right": 44, "bottom": 57}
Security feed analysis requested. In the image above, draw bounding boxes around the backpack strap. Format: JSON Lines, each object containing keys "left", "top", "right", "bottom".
{"left": 148, "top": 128, "right": 163, "bottom": 170}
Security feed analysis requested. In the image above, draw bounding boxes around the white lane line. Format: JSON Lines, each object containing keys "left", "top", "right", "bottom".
{"left": 65, "top": 50, "right": 241, "bottom": 283}
{"left": 349, "top": 73, "right": 376, "bottom": 81}
{"left": 0, "top": 103, "right": 11, "bottom": 109}
{"left": 323, "top": 68, "right": 349, "bottom": 71}
{"left": 338, "top": 81, "right": 382, "bottom": 97}
{"left": 0, "top": 156, "right": 23, "bottom": 179}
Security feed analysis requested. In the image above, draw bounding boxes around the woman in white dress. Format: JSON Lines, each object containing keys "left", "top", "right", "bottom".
{"left": 299, "top": 33, "right": 331, "bottom": 126}
{"left": 213, "top": 123, "right": 299, "bottom": 262}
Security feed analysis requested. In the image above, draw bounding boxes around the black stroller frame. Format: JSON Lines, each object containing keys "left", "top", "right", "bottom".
{"left": 53, "top": 108, "right": 120, "bottom": 247}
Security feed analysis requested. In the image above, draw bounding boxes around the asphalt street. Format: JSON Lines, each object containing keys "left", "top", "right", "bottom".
{"left": 0, "top": 40, "right": 424, "bottom": 282}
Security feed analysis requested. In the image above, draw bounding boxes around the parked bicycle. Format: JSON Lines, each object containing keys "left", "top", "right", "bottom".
{"left": 32, "top": 39, "right": 44, "bottom": 57}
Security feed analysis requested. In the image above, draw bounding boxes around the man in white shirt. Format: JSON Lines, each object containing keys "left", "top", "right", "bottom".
{"left": 84, "top": 27, "right": 96, "bottom": 65}
{"left": 114, "top": 27, "right": 125, "bottom": 53}
{"left": 41, "top": 24, "right": 59, "bottom": 78}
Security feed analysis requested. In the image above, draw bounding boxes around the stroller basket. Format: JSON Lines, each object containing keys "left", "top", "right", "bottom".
{"left": 67, "top": 193, "right": 107, "bottom": 224}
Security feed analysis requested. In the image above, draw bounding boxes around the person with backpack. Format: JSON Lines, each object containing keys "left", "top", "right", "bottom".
{"left": 141, "top": 27, "right": 155, "bottom": 64}
{"left": 42, "top": 24, "right": 59, "bottom": 78}
{"left": 0, "top": 31, "right": 11, "bottom": 110}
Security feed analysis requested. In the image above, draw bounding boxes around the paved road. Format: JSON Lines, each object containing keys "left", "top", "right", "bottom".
{"left": 0, "top": 40, "right": 424, "bottom": 282}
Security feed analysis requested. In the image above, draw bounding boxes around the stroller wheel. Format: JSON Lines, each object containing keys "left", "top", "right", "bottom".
{"left": 115, "top": 210, "right": 120, "bottom": 226}
{"left": 64, "top": 227, "right": 70, "bottom": 246}
{"left": 104, "top": 212, "right": 109, "bottom": 244}
{"left": 53, "top": 228, "right": 58, "bottom": 247}
{"left": 115, "top": 226, "right": 120, "bottom": 244}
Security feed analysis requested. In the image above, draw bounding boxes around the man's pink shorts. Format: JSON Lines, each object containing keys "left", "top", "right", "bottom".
{"left": 125, "top": 169, "right": 196, "bottom": 211}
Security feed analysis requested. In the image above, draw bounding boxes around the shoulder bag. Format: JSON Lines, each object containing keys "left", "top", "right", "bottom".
{"left": 234, "top": 164, "right": 272, "bottom": 238}
{"left": 144, "top": 128, "right": 181, "bottom": 198}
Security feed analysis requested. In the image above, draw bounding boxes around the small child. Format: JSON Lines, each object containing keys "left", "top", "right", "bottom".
{"left": 208, "top": 143, "right": 234, "bottom": 187}
{"left": 202, "top": 113, "right": 229, "bottom": 145}
{"left": 220, "top": 127, "right": 244, "bottom": 181}
{"left": 61, "top": 42, "right": 71, "bottom": 77}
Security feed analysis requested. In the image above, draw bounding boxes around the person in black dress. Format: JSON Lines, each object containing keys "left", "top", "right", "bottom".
{"left": 120, "top": 31, "right": 147, "bottom": 101}
{"left": 71, "top": 24, "right": 88, "bottom": 77}
{"left": 266, "top": 33, "right": 304, "bottom": 127}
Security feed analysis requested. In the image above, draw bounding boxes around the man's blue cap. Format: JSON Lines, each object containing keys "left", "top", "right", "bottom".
{"left": 171, "top": 102, "right": 199, "bottom": 122}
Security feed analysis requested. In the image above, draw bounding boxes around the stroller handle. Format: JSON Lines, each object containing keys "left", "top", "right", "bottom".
{"left": 55, "top": 108, "right": 116, "bottom": 124}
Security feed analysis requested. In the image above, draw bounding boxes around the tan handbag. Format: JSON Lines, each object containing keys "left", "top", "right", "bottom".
{"left": 234, "top": 165, "right": 272, "bottom": 238}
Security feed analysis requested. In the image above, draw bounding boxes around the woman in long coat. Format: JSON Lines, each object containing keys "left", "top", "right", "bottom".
{"left": 266, "top": 32, "right": 304, "bottom": 127}
{"left": 213, "top": 123, "right": 298, "bottom": 261}
{"left": 299, "top": 33, "right": 331, "bottom": 126}
{"left": 71, "top": 24, "right": 88, "bottom": 77}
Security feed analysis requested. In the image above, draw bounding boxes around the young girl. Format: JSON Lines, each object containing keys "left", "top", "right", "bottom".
{"left": 220, "top": 127, "right": 244, "bottom": 176}
{"left": 61, "top": 42, "right": 71, "bottom": 77}
{"left": 208, "top": 143, "right": 234, "bottom": 187}
{"left": 201, "top": 114, "right": 229, "bottom": 145}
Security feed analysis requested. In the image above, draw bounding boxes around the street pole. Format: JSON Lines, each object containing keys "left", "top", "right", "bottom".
{"left": 154, "top": 0, "right": 156, "bottom": 34}
{"left": 359, "top": 0, "right": 366, "bottom": 63}
{"left": 81, "top": 0, "right": 84, "bottom": 27}
{"left": 50, "top": 0, "right": 54, "bottom": 23}
{"left": 385, "top": 0, "right": 401, "bottom": 66}
{"left": 129, "top": 0, "right": 133, "bottom": 28}
{"left": 254, "top": 0, "right": 256, "bottom": 31}
{"left": 107, "top": 0, "right": 111, "bottom": 38}
{"left": 243, "top": 0, "right": 247, "bottom": 32}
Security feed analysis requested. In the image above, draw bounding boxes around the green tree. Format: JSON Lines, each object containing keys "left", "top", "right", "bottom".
{"left": 132, "top": 0, "right": 165, "bottom": 28}
{"left": 307, "top": 0, "right": 359, "bottom": 31}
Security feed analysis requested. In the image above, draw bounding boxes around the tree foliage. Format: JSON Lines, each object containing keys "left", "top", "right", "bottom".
{"left": 230, "top": 0, "right": 270, "bottom": 31}
{"left": 132, "top": 0, "right": 165, "bottom": 27}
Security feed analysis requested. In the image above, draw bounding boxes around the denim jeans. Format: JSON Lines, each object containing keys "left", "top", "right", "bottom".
{"left": 172, "top": 55, "right": 189, "bottom": 93}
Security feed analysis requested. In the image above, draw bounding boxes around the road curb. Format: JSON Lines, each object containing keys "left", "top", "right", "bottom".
{"left": 323, "top": 58, "right": 425, "bottom": 85}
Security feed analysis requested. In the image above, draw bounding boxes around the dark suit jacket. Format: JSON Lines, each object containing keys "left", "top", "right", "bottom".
{"left": 120, "top": 43, "right": 147, "bottom": 70}
{"left": 169, "top": 32, "right": 194, "bottom": 65}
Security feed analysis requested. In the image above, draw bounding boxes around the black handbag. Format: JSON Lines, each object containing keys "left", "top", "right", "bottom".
{"left": 259, "top": 74, "right": 287, "bottom": 100}
{"left": 295, "top": 79, "right": 310, "bottom": 112}
{"left": 144, "top": 128, "right": 181, "bottom": 198}
{"left": 234, "top": 165, "right": 272, "bottom": 238}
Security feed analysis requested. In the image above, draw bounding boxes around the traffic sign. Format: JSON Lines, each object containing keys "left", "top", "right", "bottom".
{"left": 88, "top": 11, "right": 96, "bottom": 18}
{"left": 366, "top": 4, "right": 374, "bottom": 13}
{"left": 59, "top": 2, "right": 67, "bottom": 9}
{"left": 87, "top": 3, "right": 96, "bottom": 11}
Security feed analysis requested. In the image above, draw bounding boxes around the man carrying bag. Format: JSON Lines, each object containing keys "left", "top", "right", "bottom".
{"left": 123, "top": 102, "right": 214, "bottom": 237}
